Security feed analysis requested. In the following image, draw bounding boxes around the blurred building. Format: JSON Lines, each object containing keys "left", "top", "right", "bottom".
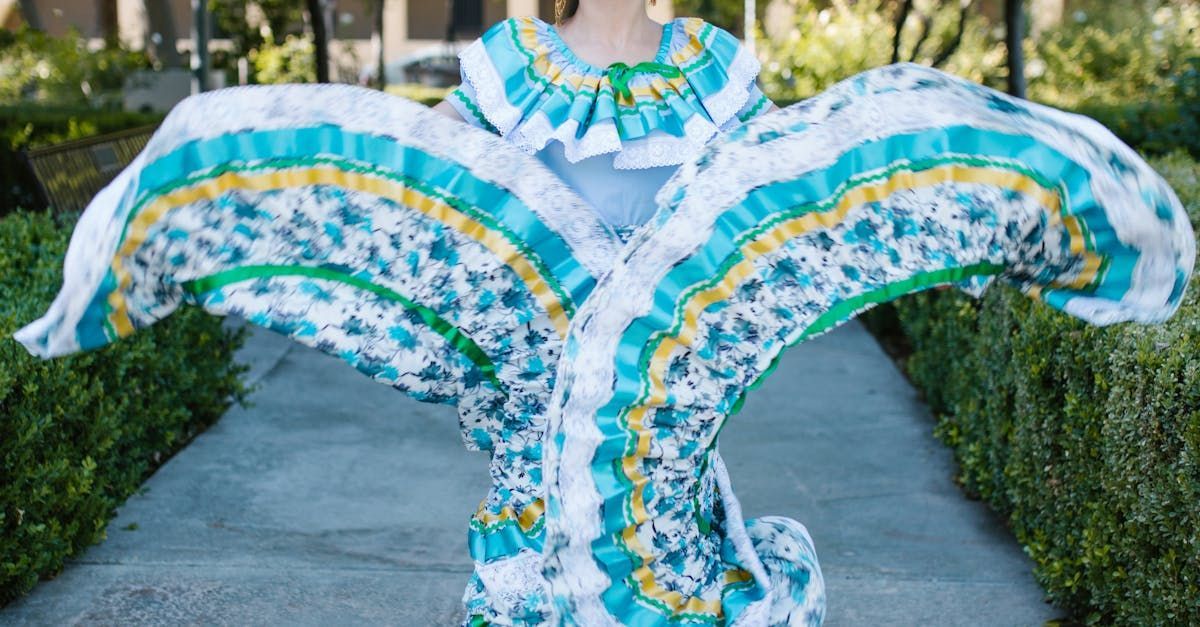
{"left": 0, "top": 1, "right": 675, "bottom": 72}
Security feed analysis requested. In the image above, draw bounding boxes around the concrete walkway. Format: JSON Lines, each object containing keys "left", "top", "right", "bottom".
{"left": 3, "top": 317, "right": 1060, "bottom": 625}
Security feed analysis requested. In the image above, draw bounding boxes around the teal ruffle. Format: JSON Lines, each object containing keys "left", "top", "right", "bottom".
{"left": 453, "top": 16, "right": 764, "bottom": 168}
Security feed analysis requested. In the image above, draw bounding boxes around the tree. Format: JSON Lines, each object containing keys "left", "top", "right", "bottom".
{"left": 1005, "top": 0, "right": 1025, "bottom": 97}
{"left": 145, "top": 0, "right": 184, "bottom": 67}
{"left": 211, "top": 0, "right": 305, "bottom": 59}
{"left": 891, "top": 0, "right": 974, "bottom": 68}
{"left": 100, "top": 0, "right": 119, "bottom": 46}
{"left": 16, "top": 0, "right": 41, "bottom": 30}
{"left": 891, "top": 0, "right": 913, "bottom": 63}
{"left": 304, "top": 0, "right": 332, "bottom": 83}
{"left": 369, "top": 0, "right": 386, "bottom": 89}
{"left": 673, "top": 0, "right": 771, "bottom": 36}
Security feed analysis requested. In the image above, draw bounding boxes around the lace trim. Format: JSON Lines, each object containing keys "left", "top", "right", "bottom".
{"left": 474, "top": 549, "right": 552, "bottom": 620}
{"left": 613, "top": 116, "right": 718, "bottom": 170}
{"left": 458, "top": 37, "right": 522, "bottom": 137}
{"left": 698, "top": 42, "right": 764, "bottom": 133}
{"left": 500, "top": 103, "right": 730, "bottom": 170}
{"left": 508, "top": 113, "right": 623, "bottom": 163}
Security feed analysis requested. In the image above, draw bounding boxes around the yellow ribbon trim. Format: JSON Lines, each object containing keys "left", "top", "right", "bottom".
{"left": 517, "top": 18, "right": 691, "bottom": 100}
{"left": 473, "top": 498, "right": 546, "bottom": 534}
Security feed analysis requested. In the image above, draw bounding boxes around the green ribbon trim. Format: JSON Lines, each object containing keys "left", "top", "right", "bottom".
{"left": 180, "top": 264, "right": 507, "bottom": 395}
{"left": 738, "top": 93, "right": 770, "bottom": 122}
{"left": 722, "top": 262, "right": 1005, "bottom": 424}
{"left": 452, "top": 88, "right": 501, "bottom": 135}
{"left": 605, "top": 61, "right": 683, "bottom": 104}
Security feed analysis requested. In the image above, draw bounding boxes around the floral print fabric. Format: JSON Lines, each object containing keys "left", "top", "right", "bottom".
{"left": 10, "top": 64, "right": 1195, "bottom": 627}
{"left": 541, "top": 63, "right": 1194, "bottom": 626}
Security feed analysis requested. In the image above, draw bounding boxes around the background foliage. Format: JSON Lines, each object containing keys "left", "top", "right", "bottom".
{"left": 1027, "top": 1, "right": 1200, "bottom": 107}
{"left": 250, "top": 33, "right": 319, "bottom": 85}
{"left": 758, "top": 0, "right": 1200, "bottom": 157}
{"left": 758, "top": 0, "right": 1200, "bottom": 102}
{"left": 0, "top": 26, "right": 152, "bottom": 108}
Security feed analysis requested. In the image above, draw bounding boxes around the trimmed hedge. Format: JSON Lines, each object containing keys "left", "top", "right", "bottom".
{"left": 0, "top": 208, "right": 252, "bottom": 605}
{"left": 1073, "top": 101, "right": 1197, "bottom": 160}
{"left": 774, "top": 98, "right": 1193, "bottom": 159}
{"left": 863, "top": 152, "right": 1200, "bottom": 624}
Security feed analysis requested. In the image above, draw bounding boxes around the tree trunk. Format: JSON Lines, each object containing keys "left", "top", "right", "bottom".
{"left": 908, "top": 11, "right": 933, "bottom": 61}
{"left": 305, "top": 0, "right": 331, "bottom": 83}
{"left": 930, "top": 0, "right": 973, "bottom": 68}
{"left": 372, "top": 0, "right": 386, "bottom": 89}
{"left": 100, "top": 0, "right": 120, "bottom": 45}
{"left": 891, "top": 0, "right": 913, "bottom": 64}
{"left": 16, "top": 0, "right": 41, "bottom": 30}
{"left": 145, "top": 0, "right": 184, "bottom": 67}
{"left": 1005, "top": 0, "right": 1026, "bottom": 98}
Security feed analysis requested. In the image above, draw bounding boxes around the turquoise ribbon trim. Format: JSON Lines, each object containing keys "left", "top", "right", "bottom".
{"left": 602, "top": 125, "right": 1138, "bottom": 423}
{"left": 126, "top": 125, "right": 599, "bottom": 309}
{"left": 480, "top": 17, "right": 752, "bottom": 142}
{"left": 467, "top": 518, "right": 545, "bottom": 563}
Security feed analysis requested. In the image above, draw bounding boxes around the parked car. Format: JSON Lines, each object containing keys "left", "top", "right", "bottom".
{"left": 360, "top": 43, "right": 466, "bottom": 87}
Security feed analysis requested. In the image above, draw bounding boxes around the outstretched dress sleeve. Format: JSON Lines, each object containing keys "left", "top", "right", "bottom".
{"left": 9, "top": 13, "right": 778, "bottom": 623}
{"left": 542, "top": 63, "right": 1195, "bottom": 627}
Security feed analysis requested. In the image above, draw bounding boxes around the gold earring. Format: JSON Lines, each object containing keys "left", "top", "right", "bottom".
{"left": 555, "top": 0, "right": 566, "bottom": 24}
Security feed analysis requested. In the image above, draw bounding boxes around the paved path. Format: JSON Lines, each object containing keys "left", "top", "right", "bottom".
{"left": 3, "top": 317, "right": 1060, "bottom": 625}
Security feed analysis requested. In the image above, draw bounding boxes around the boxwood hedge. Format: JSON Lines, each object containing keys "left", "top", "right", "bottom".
{"left": 0, "top": 208, "right": 252, "bottom": 605}
{"left": 864, "top": 152, "right": 1200, "bottom": 624}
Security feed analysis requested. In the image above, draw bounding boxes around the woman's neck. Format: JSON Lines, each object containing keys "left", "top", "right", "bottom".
{"left": 563, "top": 0, "right": 659, "bottom": 51}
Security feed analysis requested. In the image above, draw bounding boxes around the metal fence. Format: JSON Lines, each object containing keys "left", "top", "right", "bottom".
{"left": 22, "top": 123, "right": 160, "bottom": 215}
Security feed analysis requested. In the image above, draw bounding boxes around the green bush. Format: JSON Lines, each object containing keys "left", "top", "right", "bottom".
{"left": 0, "top": 209, "right": 253, "bottom": 605}
{"left": 1026, "top": 2, "right": 1200, "bottom": 109}
{"left": 864, "top": 152, "right": 1200, "bottom": 624}
{"left": 759, "top": 1, "right": 1200, "bottom": 156}
{"left": 0, "top": 26, "right": 153, "bottom": 108}
{"left": 758, "top": 0, "right": 1006, "bottom": 100}
{"left": 250, "top": 33, "right": 317, "bottom": 85}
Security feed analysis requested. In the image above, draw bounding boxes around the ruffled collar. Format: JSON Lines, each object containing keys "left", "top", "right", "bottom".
{"left": 457, "top": 15, "right": 761, "bottom": 169}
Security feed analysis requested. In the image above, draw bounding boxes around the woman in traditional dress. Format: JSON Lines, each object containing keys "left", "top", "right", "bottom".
{"left": 427, "top": 2, "right": 811, "bottom": 622}
{"left": 12, "top": 0, "right": 1193, "bottom": 625}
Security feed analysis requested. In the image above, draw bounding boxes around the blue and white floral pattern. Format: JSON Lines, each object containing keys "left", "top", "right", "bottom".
{"left": 542, "top": 63, "right": 1194, "bottom": 626}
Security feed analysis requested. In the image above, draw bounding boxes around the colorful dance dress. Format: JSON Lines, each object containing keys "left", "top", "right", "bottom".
{"left": 11, "top": 13, "right": 1195, "bottom": 627}
{"left": 442, "top": 16, "right": 787, "bottom": 623}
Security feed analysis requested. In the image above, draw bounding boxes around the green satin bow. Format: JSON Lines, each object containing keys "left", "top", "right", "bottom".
{"left": 605, "top": 61, "right": 683, "bottom": 104}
